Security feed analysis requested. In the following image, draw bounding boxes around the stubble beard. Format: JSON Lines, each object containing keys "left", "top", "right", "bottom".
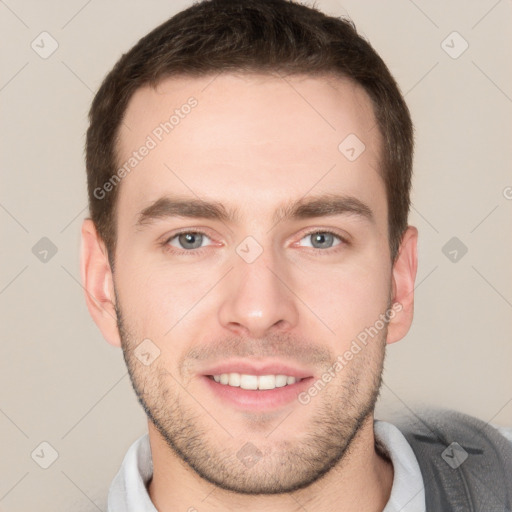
{"left": 115, "top": 299, "right": 387, "bottom": 495}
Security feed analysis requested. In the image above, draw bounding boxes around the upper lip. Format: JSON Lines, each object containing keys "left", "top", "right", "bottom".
{"left": 200, "top": 359, "right": 315, "bottom": 379}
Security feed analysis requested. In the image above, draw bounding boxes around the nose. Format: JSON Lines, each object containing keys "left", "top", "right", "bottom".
{"left": 217, "top": 248, "right": 299, "bottom": 338}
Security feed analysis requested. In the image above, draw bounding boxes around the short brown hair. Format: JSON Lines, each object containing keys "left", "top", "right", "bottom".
{"left": 86, "top": 0, "right": 413, "bottom": 268}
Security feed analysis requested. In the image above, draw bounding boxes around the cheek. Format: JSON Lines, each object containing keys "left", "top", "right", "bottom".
{"left": 116, "top": 259, "right": 209, "bottom": 337}
{"left": 114, "top": 257, "right": 171, "bottom": 337}
{"left": 300, "top": 254, "right": 391, "bottom": 342}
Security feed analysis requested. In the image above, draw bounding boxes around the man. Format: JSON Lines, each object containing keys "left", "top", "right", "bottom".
{"left": 80, "top": 1, "right": 512, "bottom": 510}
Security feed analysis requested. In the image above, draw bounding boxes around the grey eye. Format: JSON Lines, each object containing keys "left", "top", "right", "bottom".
{"left": 170, "top": 232, "right": 209, "bottom": 250}
{"left": 300, "top": 232, "right": 341, "bottom": 250}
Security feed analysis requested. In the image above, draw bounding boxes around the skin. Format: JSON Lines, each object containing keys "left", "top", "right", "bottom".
{"left": 81, "top": 73, "right": 418, "bottom": 511}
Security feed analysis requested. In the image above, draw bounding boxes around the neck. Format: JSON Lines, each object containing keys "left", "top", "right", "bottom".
{"left": 147, "top": 415, "right": 394, "bottom": 512}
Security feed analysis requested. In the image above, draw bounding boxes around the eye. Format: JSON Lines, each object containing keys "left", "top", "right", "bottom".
{"left": 162, "top": 229, "right": 347, "bottom": 255}
{"left": 165, "top": 231, "right": 213, "bottom": 252}
{"left": 298, "top": 230, "right": 344, "bottom": 251}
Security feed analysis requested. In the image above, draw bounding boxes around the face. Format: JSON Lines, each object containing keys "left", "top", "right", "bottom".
{"left": 83, "top": 73, "right": 416, "bottom": 494}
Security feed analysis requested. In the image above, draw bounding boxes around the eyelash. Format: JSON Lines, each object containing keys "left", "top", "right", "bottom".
{"left": 161, "top": 228, "right": 348, "bottom": 256}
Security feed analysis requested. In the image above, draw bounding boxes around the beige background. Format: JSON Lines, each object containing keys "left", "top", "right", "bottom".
{"left": 1, "top": 0, "right": 511, "bottom": 510}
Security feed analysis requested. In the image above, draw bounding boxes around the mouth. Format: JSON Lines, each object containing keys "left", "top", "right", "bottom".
{"left": 201, "top": 372, "right": 315, "bottom": 411}
{"left": 197, "top": 359, "right": 316, "bottom": 410}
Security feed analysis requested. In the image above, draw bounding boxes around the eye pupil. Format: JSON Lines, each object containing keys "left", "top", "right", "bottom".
{"left": 179, "top": 232, "right": 203, "bottom": 249}
{"left": 311, "top": 232, "right": 334, "bottom": 249}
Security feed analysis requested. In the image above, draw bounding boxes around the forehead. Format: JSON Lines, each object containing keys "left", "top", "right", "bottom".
{"left": 115, "top": 73, "right": 384, "bottom": 225}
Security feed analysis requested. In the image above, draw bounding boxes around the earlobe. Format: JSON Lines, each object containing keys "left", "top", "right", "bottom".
{"left": 386, "top": 226, "right": 418, "bottom": 345}
{"left": 80, "top": 219, "right": 121, "bottom": 348}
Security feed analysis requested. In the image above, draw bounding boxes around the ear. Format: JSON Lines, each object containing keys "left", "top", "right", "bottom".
{"left": 386, "top": 226, "right": 418, "bottom": 345}
{"left": 80, "top": 218, "right": 121, "bottom": 347}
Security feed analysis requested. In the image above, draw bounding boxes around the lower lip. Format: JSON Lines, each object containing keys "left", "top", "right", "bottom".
{"left": 201, "top": 375, "right": 314, "bottom": 411}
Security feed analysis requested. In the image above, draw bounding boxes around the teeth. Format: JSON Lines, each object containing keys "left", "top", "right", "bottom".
{"left": 275, "top": 375, "right": 288, "bottom": 387}
{"left": 228, "top": 373, "right": 240, "bottom": 387}
{"left": 240, "top": 374, "right": 258, "bottom": 390}
{"left": 211, "top": 373, "right": 300, "bottom": 390}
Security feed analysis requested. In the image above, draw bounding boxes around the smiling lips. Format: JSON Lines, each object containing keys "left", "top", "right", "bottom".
{"left": 201, "top": 359, "right": 314, "bottom": 395}
{"left": 202, "top": 371, "right": 314, "bottom": 410}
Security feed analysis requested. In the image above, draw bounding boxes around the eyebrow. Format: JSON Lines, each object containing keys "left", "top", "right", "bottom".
{"left": 135, "top": 193, "right": 374, "bottom": 228}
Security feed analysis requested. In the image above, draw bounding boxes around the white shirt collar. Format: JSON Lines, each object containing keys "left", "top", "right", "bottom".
{"left": 374, "top": 420, "right": 426, "bottom": 512}
{"left": 108, "top": 430, "right": 157, "bottom": 512}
